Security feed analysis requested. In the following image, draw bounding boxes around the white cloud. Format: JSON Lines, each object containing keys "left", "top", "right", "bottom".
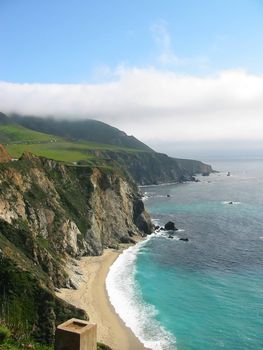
{"left": 1, "top": 68, "right": 263, "bottom": 152}
{"left": 151, "top": 20, "right": 186, "bottom": 66}
{"left": 151, "top": 20, "right": 210, "bottom": 69}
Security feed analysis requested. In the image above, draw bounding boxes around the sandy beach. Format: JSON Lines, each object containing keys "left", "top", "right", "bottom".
{"left": 56, "top": 246, "right": 147, "bottom": 350}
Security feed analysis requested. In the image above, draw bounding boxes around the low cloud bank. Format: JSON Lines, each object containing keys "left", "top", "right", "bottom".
{"left": 1, "top": 68, "right": 263, "bottom": 148}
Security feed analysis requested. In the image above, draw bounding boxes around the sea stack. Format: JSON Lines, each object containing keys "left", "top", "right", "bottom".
{"left": 164, "top": 221, "right": 178, "bottom": 231}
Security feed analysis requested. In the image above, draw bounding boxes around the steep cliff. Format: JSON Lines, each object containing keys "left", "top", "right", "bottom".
{"left": 0, "top": 152, "right": 152, "bottom": 344}
{"left": 80, "top": 150, "right": 213, "bottom": 185}
{"left": 175, "top": 157, "right": 213, "bottom": 176}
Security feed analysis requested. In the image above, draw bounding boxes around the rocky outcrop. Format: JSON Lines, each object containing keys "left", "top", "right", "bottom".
{"left": 179, "top": 238, "right": 189, "bottom": 242}
{"left": 0, "top": 153, "right": 152, "bottom": 344}
{"left": 133, "top": 198, "right": 153, "bottom": 234}
{"left": 164, "top": 221, "right": 178, "bottom": 231}
{"left": 80, "top": 150, "right": 213, "bottom": 185}
{"left": 0, "top": 144, "right": 11, "bottom": 163}
{"left": 175, "top": 158, "right": 212, "bottom": 177}
{"left": 86, "top": 167, "right": 153, "bottom": 254}
{"left": 0, "top": 153, "right": 152, "bottom": 278}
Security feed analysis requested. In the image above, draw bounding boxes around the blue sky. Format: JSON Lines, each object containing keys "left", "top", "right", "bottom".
{"left": 1, "top": 0, "right": 263, "bottom": 83}
{"left": 1, "top": 0, "right": 263, "bottom": 158}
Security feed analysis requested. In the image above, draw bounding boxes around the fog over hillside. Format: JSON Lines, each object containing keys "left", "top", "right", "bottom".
{"left": 1, "top": 68, "right": 263, "bottom": 158}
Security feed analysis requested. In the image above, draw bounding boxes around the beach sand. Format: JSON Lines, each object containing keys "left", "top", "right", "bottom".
{"left": 56, "top": 246, "right": 147, "bottom": 350}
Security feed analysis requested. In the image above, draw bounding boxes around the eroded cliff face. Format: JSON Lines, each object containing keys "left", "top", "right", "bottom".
{"left": 0, "top": 152, "right": 152, "bottom": 284}
{"left": 0, "top": 152, "right": 153, "bottom": 343}
{"left": 89, "top": 168, "right": 152, "bottom": 252}
{"left": 81, "top": 149, "right": 213, "bottom": 185}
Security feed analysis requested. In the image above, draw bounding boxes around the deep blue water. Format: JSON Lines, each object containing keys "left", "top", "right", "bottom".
{"left": 134, "top": 160, "right": 263, "bottom": 349}
{"left": 107, "top": 160, "right": 263, "bottom": 350}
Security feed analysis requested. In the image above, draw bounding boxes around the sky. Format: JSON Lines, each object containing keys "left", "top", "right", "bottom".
{"left": 1, "top": 0, "right": 263, "bottom": 159}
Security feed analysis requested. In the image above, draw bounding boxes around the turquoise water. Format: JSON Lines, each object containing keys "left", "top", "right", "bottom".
{"left": 135, "top": 160, "right": 263, "bottom": 349}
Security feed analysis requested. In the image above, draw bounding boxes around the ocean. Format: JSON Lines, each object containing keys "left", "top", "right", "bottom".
{"left": 106, "top": 159, "right": 263, "bottom": 350}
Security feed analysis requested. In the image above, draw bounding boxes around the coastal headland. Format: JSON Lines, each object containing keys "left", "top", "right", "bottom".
{"left": 0, "top": 114, "right": 212, "bottom": 348}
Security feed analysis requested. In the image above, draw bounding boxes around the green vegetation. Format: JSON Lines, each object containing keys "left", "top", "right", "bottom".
{"left": 0, "top": 325, "right": 11, "bottom": 344}
{"left": 0, "top": 113, "right": 153, "bottom": 164}
{"left": 0, "top": 323, "right": 51, "bottom": 350}
{"left": 0, "top": 125, "right": 60, "bottom": 144}
{"left": 11, "top": 114, "right": 153, "bottom": 152}
{"left": 0, "top": 120, "right": 147, "bottom": 165}
{"left": 0, "top": 339, "right": 52, "bottom": 350}
{"left": 6, "top": 140, "right": 139, "bottom": 162}
{"left": 4, "top": 137, "right": 146, "bottom": 168}
{"left": 97, "top": 343, "right": 112, "bottom": 350}
{"left": 0, "top": 223, "right": 87, "bottom": 346}
{"left": 0, "top": 336, "right": 110, "bottom": 350}
{"left": 0, "top": 322, "right": 52, "bottom": 349}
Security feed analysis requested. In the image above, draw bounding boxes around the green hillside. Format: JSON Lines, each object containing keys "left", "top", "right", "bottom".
{"left": 6, "top": 140, "right": 145, "bottom": 163}
{"left": 0, "top": 112, "right": 150, "bottom": 164}
{"left": 0, "top": 124, "right": 60, "bottom": 144}
{"left": 11, "top": 114, "right": 154, "bottom": 152}
{"left": 0, "top": 121, "right": 145, "bottom": 165}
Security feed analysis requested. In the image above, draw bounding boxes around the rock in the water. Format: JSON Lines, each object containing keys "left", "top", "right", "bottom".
{"left": 164, "top": 221, "right": 178, "bottom": 231}
{"left": 168, "top": 234, "right": 174, "bottom": 239}
{"left": 179, "top": 238, "right": 189, "bottom": 242}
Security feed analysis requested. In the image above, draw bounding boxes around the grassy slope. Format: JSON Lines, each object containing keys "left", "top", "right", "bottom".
{"left": 0, "top": 124, "right": 59, "bottom": 143}
{"left": 11, "top": 115, "right": 153, "bottom": 152}
{"left": 0, "top": 124, "right": 146, "bottom": 163}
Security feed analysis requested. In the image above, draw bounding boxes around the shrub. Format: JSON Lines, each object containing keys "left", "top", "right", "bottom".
{"left": 0, "top": 325, "right": 11, "bottom": 344}
{"left": 97, "top": 343, "right": 112, "bottom": 350}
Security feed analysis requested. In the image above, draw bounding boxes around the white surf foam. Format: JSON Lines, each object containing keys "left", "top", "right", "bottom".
{"left": 142, "top": 191, "right": 150, "bottom": 201}
{"left": 152, "top": 218, "right": 161, "bottom": 226}
{"left": 222, "top": 201, "right": 241, "bottom": 205}
{"left": 106, "top": 236, "right": 177, "bottom": 350}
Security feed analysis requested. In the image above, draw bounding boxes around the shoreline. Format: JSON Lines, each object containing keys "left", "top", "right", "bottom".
{"left": 56, "top": 242, "right": 147, "bottom": 350}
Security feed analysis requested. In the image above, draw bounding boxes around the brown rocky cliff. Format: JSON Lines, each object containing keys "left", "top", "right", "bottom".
{"left": 0, "top": 153, "right": 153, "bottom": 344}
{"left": 0, "top": 153, "right": 153, "bottom": 287}
{"left": 88, "top": 167, "right": 153, "bottom": 252}
{"left": 0, "top": 144, "right": 11, "bottom": 162}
